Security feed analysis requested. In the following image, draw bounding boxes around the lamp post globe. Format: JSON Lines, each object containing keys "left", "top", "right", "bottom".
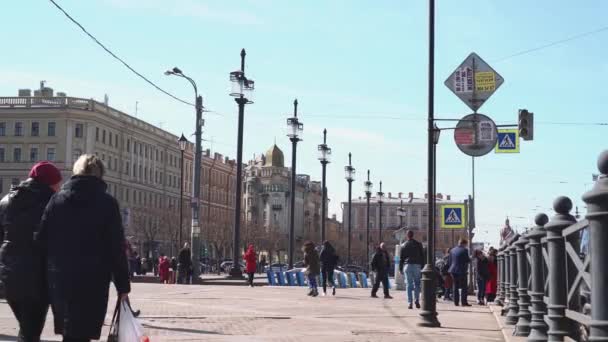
{"left": 377, "top": 181, "right": 385, "bottom": 243}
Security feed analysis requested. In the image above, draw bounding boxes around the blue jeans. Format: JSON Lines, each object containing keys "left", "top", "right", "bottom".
{"left": 404, "top": 264, "right": 422, "bottom": 304}
{"left": 308, "top": 274, "right": 318, "bottom": 290}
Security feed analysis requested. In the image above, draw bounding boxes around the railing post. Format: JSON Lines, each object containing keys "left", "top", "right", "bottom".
{"left": 496, "top": 245, "right": 506, "bottom": 306}
{"left": 506, "top": 234, "right": 521, "bottom": 325}
{"left": 527, "top": 213, "right": 549, "bottom": 342}
{"left": 502, "top": 242, "right": 512, "bottom": 316}
{"left": 583, "top": 151, "right": 608, "bottom": 341}
{"left": 545, "top": 196, "right": 576, "bottom": 341}
{"left": 515, "top": 233, "right": 532, "bottom": 336}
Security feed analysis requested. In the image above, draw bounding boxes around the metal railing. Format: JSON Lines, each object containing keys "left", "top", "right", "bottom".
{"left": 495, "top": 150, "right": 608, "bottom": 341}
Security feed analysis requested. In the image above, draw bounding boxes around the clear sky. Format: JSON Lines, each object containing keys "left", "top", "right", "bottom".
{"left": 2, "top": 0, "right": 607, "bottom": 246}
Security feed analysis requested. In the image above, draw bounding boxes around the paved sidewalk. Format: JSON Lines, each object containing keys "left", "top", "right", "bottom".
{"left": 0, "top": 284, "right": 504, "bottom": 341}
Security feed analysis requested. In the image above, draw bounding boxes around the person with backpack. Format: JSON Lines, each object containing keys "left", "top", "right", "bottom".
{"left": 319, "top": 241, "right": 339, "bottom": 296}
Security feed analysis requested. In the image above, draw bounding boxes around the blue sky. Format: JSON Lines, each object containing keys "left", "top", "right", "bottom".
{"left": 2, "top": 0, "right": 607, "bottom": 246}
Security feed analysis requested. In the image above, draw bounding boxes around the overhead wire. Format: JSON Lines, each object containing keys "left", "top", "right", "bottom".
{"left": 48, "top": 0, "right": 194, "bottom": 107}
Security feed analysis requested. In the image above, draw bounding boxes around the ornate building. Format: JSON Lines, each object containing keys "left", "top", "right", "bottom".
{"left": 244, "top": 144, "right": 325, "bottom": 262}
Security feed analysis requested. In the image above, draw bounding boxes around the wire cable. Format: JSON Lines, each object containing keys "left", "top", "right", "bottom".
{"left": 48, "top": 0, "right": 194, "bottom": 107}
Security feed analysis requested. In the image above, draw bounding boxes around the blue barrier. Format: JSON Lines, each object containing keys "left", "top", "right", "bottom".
{"left": 349, "top": 273, "right": 357, "bottom": 288}
{"left": 296, "top": 271, "right": 306, "bottom": 286}
{"left": 267, "top": 270, "right": 276, "bottom": 285}
{"left": 276, "top": 271, "right": 286, "bottom": 286}
{"left": 359, "top": 272, "right": 368, "bottom": 288}
{"left": 338, "top": 272, "right": 347, "bottom": 288}
{"left": 286, "top": 272, "right": 296, "bottom": 286}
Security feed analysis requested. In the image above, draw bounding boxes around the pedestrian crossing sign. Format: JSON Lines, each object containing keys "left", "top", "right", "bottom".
{"left": 495, "top": 129, "right": 520, "bottom": 153}
{"left": 441, "top": 204, "right": 466, "bottom": 229}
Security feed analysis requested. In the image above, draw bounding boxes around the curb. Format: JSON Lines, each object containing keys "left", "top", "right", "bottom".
{"left": 488, "top": 304, "right": 526, "bottom": 342}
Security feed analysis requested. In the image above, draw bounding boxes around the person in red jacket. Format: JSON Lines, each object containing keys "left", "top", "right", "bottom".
{"left": 485, "top": 247, "right": 498, "bottom": 303}
{"left": 243, "top": 245, "right": 257, "bottom": 287}
{"left": 159, "top": 255, "right": 171, "bottom": 284}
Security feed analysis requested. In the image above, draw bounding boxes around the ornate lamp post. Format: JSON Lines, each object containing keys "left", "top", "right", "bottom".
{"left": 377, "top": 181, "right": 385, "bottom": 243}
{"left": 344, "top": 153, "right": 355, "bottom": 265}
{"left": 177, "top": 134, "right": 188, "bottom": 251}
{"left": 228, "top": 49, "right": 255, "bottom": 279}
{"left": 164, "top": 67, "right": 203, "bottom": 282}
{"left": 318, "top": 129, "right": 331, "bottom": 242}
{"left": 287, "top": 99, "right": 303, "bottom": 269}
{"left": 364, "top": 170, "right": 373, "bottom": 271}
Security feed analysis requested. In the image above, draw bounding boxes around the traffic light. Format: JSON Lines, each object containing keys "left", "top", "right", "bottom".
{"left": 518, "top": 109, "right": 534, "bottom": 141}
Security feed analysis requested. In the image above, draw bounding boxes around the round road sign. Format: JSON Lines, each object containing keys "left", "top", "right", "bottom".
{"left": 453, "top": 113, "right": 498, "bottom": 157}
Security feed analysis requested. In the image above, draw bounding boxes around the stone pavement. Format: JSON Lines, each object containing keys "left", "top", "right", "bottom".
{"left": 0, "top": 284, "right": 504, "bottom": 342}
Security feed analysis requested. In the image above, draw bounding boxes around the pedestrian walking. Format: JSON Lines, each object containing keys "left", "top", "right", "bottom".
{"left": 473, "top": 249, "right": 490, "bottom": 305}
{"left": 243, "top": 244, "right": 257, "bottom": 287}
{"left": 371, "top": 243, "right": 392, "bottom": 299}
{"left": 0, "top": 162, "right": 62, "bottom": 342}
{"left": 37, "top": 154, "right": 130, "bottom": 341}
{"left": 178, "top": 242, "right": 192, "bottom": 284}
{"left": 449, "top": 238, "right": 471, "bottom": 307}
{"left": 440, "top": 248, "right": 453, "bottom": 301}
{"left": 398, "top": 230, "right": 424, "bottom": 309}
{"left": 319, "top": 240, "right": 339, "bottom": 296}
{"left": 485, "top": 247, "right": 498, "bottom": 303}
{"left": 159, "top": 255, "right": 171, "bottom": 284}
{"left": 302, "top": 241, "right": 320, "bottom": 297}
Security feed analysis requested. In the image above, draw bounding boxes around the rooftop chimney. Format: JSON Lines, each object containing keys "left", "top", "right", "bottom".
{"left": 447, "top": 195, "right": 451, "bottom": 201}
{"left": 437, "top": 193, "right": 443, "bottom": 200}
{"left": 388, "top": 192, "right": 392, "bottom": 199}
{"left": 409, "top": 192, "right": 414, "bottom": 199}
{"left": 424, "top": 193, "right": 428, "bottom": 199}
{"left": 398, "top": 192, "right": 403, "bottom": 198}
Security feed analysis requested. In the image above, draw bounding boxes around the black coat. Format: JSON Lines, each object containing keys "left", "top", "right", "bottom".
{"left": 371, "top": 248, "right": 390, "bottom": 275}
{"left": 38, "top": 176, "right": 130, "bottom": 339}
{"left": 0, "top": 179, "right": 54, "bottom": 301}
{"left": 178, "top": 247, "right": 192, "bottom": 267}
{"left": 476, "top": 257, "right": 490, "bottom": 281}
{"left": 319, "top": 243, "right": 338, "bottom": 270}
{"left": 399, "top": 239, "right": 425, "bottom": 271}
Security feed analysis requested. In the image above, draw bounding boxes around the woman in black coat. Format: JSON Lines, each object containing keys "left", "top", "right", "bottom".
{"left": 38, "top": 155, "right": 130, "bottom": 342}
{"left": 0, "top": 162, "right": 62, "bottom": 342}
{"left": 319, "top": 240, "right": 339, "bottom": 296}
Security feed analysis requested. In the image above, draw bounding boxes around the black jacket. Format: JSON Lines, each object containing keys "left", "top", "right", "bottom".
{"left": 178, "top": 247, "right": 192, "bottom": 267}
{"left": 38, "top": 176, "right": 130, "bottom": 340}
{"left": 448, "top": 246, "right": 471, "bottom": 275}
{"left": 0, "top": 179, "right": 54, "bottom": 301}
{"left": 399, "top": 239, "right": 425, "bottom": 271}
{"left": 319, "top": 242, "right": 338, "bottom": 270}
{"left": 476, "top": 257, "right": 490, "bottom": 280}
{"left": 371, "top": 248, "right": 390, "bottom": 275}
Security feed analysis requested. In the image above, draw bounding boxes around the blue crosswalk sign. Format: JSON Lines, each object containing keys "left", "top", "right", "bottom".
{"left": 441, "top": 204, "right": 466, "bottom": 229}
{"left": 495, "top": 129, "right": 519, "bottom": 153}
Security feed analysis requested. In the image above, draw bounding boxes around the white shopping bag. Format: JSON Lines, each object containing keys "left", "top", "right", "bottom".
{"left": 118, "top": 301, "right": 149, "bottom": 342}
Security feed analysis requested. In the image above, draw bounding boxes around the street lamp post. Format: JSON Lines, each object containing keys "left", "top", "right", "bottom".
{"left": 164, "top": 67, "right": 203, "bottom": 283}
{"left": 419, "top": 0, "right": 441, "bottom": 327}
{"left": 178, "top": 134, "right": 188, "bottom": 252}
{"left": 229, "top": 48, "right": 255, "bottom": 279}
{"left": 344, "top": 153, "right": 355, "bottom": 265}
{"left": 377, "top": 181, "right": 385, "bottom": 243}
{"left": 364, "top": 170, "right": 373, "bottom": 271}
{"left": 287, "top": 99, "right": 303, "bottom": 269}
{"left": 397, "top": 199, "right": 406, "bottom": 229}
{"left": 318, "top": 129, "right": 331, "bottom": 243}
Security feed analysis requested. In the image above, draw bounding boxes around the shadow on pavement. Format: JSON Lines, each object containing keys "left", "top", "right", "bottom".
{"left": 0, "top": 335, "right": 17, "bottom": 341}
{"left": 142, "top": 323, "right": 222, "bottom": 335}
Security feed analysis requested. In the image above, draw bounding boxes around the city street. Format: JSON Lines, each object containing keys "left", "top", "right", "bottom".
{"left": 0, "top": 283, "right": 504, "bottom": 341}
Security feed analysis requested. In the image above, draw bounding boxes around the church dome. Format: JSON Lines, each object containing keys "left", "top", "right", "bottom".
{"left": 264, "top": 144, "right": 284, "bottom": 168}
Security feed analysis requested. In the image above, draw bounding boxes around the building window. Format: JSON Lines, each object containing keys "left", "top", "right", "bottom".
{"left": 125, "top": 161, "right": 130, "bottom": 175}
{"left": 127, "top": 139, "right": 130, "bottom": 152}
{"left": 0, "top": 179, "right": 3, "bottom": 193}
{"left": 75, "top": 123, "right": 84, "bottom": 138}
{"left": 114, "top": 135, "right": 118, "bottom": 148}
{"left": 31, "top": 122, "right": 39, "bottom": 136}
{"left": 0, "top": 123, "right": 5, "bottom": 136}
{"left": 108, "top": 158, "right": 112, "bottom": 170}
{"left": 0, "top": 148, "right": 5, "bottom": 162}
{"left": 145, "top": 146, "right": 148, "bottom": 158}
{"left": 47, "top": 122, "right": 56, "bottom": 137}
{"left": 102, "top": 130, "right": 106, "bottom": 144}
{"left": 13, "top": 148, "right": 21, "bottom": 162}
{"left": 30, "top": 147, "right": 38, "bottom": 162}
{"left": 125, "top": 189, "right": 130, "bottom": 203}
{"left": 109, "top": 132, "right": 113, "bottom": 147}
{"left": 155, "top": 150, "right": 159, "bottom": 161}
{"left": 14, "top": 122, "right": 23, "bottom": 136}
{"left": 114, "top": 158, "right": 118, "bottom": 171}
{"left": 139, "top": 144, "right": 142, "bottom": 156}
{"left": 96, "top": 127, "right": 99, "bottom": 141}
{"left": 72, "top": 149, "right": 82, "bottom": 163}
{"left": 47, "top": 148, "right": 56, "bottom": 161}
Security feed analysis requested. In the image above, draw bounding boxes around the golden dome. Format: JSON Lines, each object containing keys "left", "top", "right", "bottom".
{"left": 264, "top": 144, "right": 284, "bottom": 167}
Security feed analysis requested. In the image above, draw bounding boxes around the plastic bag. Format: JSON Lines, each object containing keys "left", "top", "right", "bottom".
{"left": 118, "top": 300, "right": 149, "bottom": 342}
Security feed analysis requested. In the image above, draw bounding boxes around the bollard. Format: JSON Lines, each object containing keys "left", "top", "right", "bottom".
{"left": 527, "top": 213, "right": 549, "bottom": 342}
{"left": 496, "top": 246, "right": 505, "bottom": 307}
{"left": 515, "top": 233, "right": 532, "bottom": 336}
{"left": 359, "top": 272, "right": 369, "bottom": 288}
{"left": 501, "top": 243, "right": 511, "bottom": 316}
{"left": 583, "top": 151, "right": 608, "bottom": 341}
{"left": 545, "top": 196, "right": 576, "bottom": 341}
{"left": 506, "top": 234, "right": 521, "bottom": 325}
{"left": 267, "top": 270, "right": 276, "bottom": 286}
{"left": 349, "top": 272, "right": 358, "bottom": 288}
{"left": 296, "top": 271, "right": 306, "bottom": 286}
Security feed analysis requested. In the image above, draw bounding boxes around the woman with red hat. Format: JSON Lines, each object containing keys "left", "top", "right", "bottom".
{"left": 0, "top": 161, "right": 62, "bottom": 342}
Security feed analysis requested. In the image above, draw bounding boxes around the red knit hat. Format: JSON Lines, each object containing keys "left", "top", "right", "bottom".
{"left": 29, "top": 161, "right": 62, "bottom": 186}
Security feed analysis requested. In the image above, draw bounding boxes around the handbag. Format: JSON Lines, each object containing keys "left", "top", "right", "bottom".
{"left": 107, "top": 298, "right": 121, "bottom": 342}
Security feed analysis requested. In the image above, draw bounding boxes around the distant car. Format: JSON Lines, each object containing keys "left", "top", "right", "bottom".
{"left": 220, "top": 260, "right": 244, "bottom": 273}
{"left": 265, "top": 263, "right": 287, "bottom": 273}
{"left": 337, "top": 264, "right": 367, "bottom": 275}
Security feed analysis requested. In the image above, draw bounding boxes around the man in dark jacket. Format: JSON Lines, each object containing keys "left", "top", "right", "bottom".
{"left": 38, "top": 155, "right": 130, "bottom": 342}
{"left": 474, "top": 249, "right": 490, "bottom": 305}
{"left": 371, "top": 243, "right": 392, "bottom": 299}
{"left": 0, "top": 162, "right": 62, "bottom": 342}
{"left": 319, "top": 240, "right": 339, "bottom": 296}
{"left": 398, "top": 230, "right": 424, "bottom": 309}
{"left": 178, "top": 242, "right": 192, "bottom": 284}
{"left": 449, "top": 238, "right": 472, "bottom": 306}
